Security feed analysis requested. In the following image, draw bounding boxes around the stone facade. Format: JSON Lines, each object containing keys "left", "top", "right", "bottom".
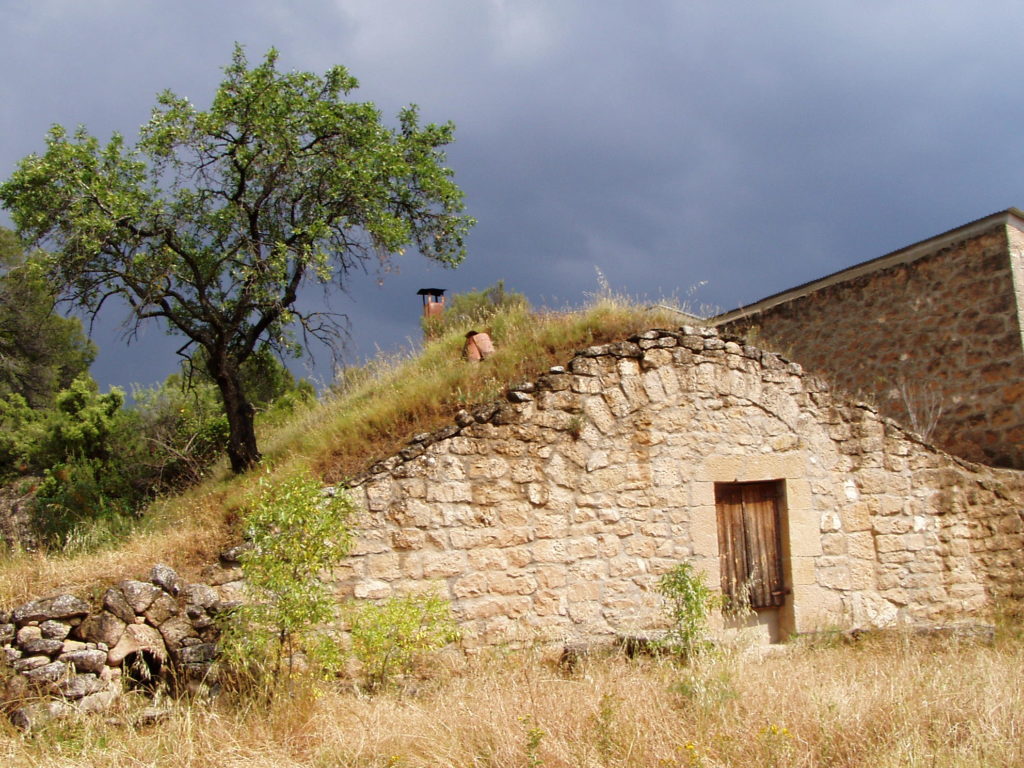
{"left": 340, "top": 327, "right": 1024, "bottom": 648}
{"left": 715, "top": 209, "right": 1024, "bottom": 469}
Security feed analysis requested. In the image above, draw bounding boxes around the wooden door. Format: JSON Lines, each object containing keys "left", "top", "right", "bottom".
{"left": 715, "top": 481, "right": 786, "bottom": 609}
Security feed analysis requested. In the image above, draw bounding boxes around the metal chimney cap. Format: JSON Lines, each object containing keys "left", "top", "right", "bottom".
{"left": 417, "top": 288, "right": 446, "bottom": 296}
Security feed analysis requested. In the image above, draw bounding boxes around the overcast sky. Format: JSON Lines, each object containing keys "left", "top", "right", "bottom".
{"left": 3, "top": 0, "right": 1023, "bottom": 390}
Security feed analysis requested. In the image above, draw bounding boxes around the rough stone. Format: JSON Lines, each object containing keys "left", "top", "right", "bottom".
{"left": 143, "top": 592, "right": 179, "bottom": 626}
{"left": 149, "top": 564, "right": 182, "bottom": 596}
{"left": 102, "top": 587, "right": 136, "bottom": 624}
{"left": 74, "top": 611, "right": 126, "bottom": 648}
{"left": 12, "top": 594, "right": 90, "bottom": 625}
{"left": 39, "top": 620, "right": 71, "bottom": 640}
{"left": 59, "top": 649, "right": 108, "bottom": 675}
{"left": 24, "top": 660, "right": 67, "bottom": 683}
{"left": 56, "top": 673, "right": 105, "bottom": 700}
{"left": 107, "top": 623, "right": 168, "bottom": 667}
{"left": 120, "top": 580, "right": 161, "bottom": 613}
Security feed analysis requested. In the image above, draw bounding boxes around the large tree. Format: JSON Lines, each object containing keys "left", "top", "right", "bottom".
{"left": 0, "top": 46, "right": 473, "bottom": 472}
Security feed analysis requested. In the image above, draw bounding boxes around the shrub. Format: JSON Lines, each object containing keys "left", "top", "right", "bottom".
{"left": 221, "top": 470, "right": 355, "bottom": 692}
{"left": 656, "top": 562, "right": 721, "bottom": 658}
{"left": 346, "top": 591, "right": 460, "bottom": 691}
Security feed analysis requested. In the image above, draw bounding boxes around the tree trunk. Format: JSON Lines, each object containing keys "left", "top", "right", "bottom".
{"left": 206, "top": 352, "right": 261, "bottom": 473}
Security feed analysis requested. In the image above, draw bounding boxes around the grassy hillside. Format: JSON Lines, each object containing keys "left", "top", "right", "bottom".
{"left": 0, "top": 295, "right": 686, "bottom": 606}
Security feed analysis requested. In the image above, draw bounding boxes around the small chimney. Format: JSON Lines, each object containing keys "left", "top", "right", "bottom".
{"left": 417, "top": 288, "right": 446, "bottom": 319}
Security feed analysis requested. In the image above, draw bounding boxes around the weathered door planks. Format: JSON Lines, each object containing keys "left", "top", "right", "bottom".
{"left": 715, "top": 481, "right": 786, "bottom": 608}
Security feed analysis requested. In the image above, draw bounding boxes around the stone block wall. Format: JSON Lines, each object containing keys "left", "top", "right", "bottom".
{"left": 339, "top": 327, "right": 1024, "bottom": 647}
{"left": 1, "top": 562, "right": 242, "bottom": 723}
{"left": 716, "top": 216, "right": 1024, "bottom": 469}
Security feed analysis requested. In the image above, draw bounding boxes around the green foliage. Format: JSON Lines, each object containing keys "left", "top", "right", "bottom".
{"left": 0, "top": 227, "right": 95, "bottom": 408}
{"left": 222, "top": 470, "right": 355, "bottom": 690}
{"left": 346, "top": 591, "right": 460, "bottom": 691}
{"left": 422, "top": 280, "right": 529, "bottom": 338}
{"left": 0, "top": 45, "right": 473, "bottom": 472}
{"left": 656, "top": 562, "right": 722, "bottom": 658}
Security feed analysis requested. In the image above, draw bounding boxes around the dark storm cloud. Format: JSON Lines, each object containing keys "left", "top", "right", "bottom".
{"left": 3, "top": 1, "right": 1023, "bottom": 388}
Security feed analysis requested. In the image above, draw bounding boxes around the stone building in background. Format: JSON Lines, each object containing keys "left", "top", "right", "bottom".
{"left": 714, "top": 209, "right": 1024, "bottom": 470}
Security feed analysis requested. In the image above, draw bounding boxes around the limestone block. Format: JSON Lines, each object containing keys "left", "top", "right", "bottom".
{"left": 353, "top": 580, "right": 392, "bottom": 600}
{"left": 120, "top": 580, "right": 162, "bottom": 614}
{"left": 468, "top": 457, "right": 510, "bottom": 480}
{"left": 535, "top": 514, "right": 570, "bottom": 539}
{"left": 419, "top": 552, "right": 467, "bottom": 579}
{"left": 452, "top": 573, "right": 488, "bottom": 599}
{"left": 424, "top": 480, "right": 472, "bottom": 504}
{"left": 582, "top": 395, "right": 617, "bottom": 434}
{"left": 461, "top": 598, "right": 517, "bottom": 621}
{"left": 507, "top": 546, "right": 534, "bottom": 568}
{"left": 842, "top": 502, "right": 873, "bottom": 532}
{"left": 532, "top": 539, "right": 571, "bottom": 564}
{"left": 608, "top": 556, "right": 644, "bottom": 578}
{"left": 846, "top": 532, "right": 874, "bottom": 561}
{"left": 366, "top": 554, "right": 402, "bottom": 580}
{"left": 535, "top": 565, "right": 568, "bottom": 589}
{"left": 567, "top": 600, "right": 603, "bottom": 624}
{"left": 532, "top": 590, "right": 567, "bottom": 617}
{"left": 821, "top": 533, "right": 846, "bottom": 556}
{"left": 489, "top": 573, "right": 537, "bottom": 596}
{"left": 790, "top": 556, "right": 816, "bottom": 586}
{"left": 467, "top": 548, "right": 509, "bottom": 571}
{"left": 571, "top": 559, "right": 609, "bottom": 580}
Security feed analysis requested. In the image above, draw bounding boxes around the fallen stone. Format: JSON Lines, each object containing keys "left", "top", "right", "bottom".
{"left": 74, "top": 611, "right": 126, "bottom": 648}
{"left": 178, "top": 642, "right": 218, "bottom": 664}
{"left": 12, "top": 655, "right": 50, "bottom": 673}
{"left": 39, "top": 620, "right": 71, "bottom": 640}
{"left": 24, "top": 660, "right": 67, "bottom": 683}
{"left": 15, "top": 624, "right": 41, "bottom": 646}
{"left": 78, "top": 687, "right": 120, "bottom": 714}
{"left": 12, "top": 594, "right": 90, "bottom": 625}
{"left": 200, "top": 564, "right": 243, "bottom": 586}
{"left": 19, "top": 636, "right": 64, "bottom": 656}
{"left": 0, "top": 622, "right": 14, "bottom": 645}
{"left": 149, "top": 564, "right": 181, "bottom": 596}
{"left": 143, "top": 592, "right": 179, "bottom": 626}
{"left": 158, "top": 615, "right": 199, "bottom": 655}
{"left": 56, "top": 673, "right": 104, "bottom": 700}
{"left": 107, "top": 623, "right": 167, "bottom": 667}
{"left": 103, "top": 587, "right": 136, "bottom": 624}
{"left": 59, "top": 649, "right": 108, "bottom": 675}
{"left": 120, "top": 580, "right": 161, "bottom": 614}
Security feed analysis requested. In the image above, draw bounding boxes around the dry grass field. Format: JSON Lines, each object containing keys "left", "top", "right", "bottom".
{"left": 2, "top": 295, "right": 1021, "bottom": 767}
{"left": 2, "top": 628, "right": 1022, "bottom": 768}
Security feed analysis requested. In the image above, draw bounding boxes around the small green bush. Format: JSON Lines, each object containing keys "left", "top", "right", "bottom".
{"left": 656, "top": 562, "right": 722, "bottom": 658}
{"left": 346, "top": 591, "right": 460, "bottom": 691}
{"left": 222, "top": 470, "right": 355, "bottom": 692}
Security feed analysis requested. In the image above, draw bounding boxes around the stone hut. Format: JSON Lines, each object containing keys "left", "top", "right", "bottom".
{"left": 714, "top": 209, "right": 1024, "bottom": 470}
{"left": 337, "top": 326, "right": 1024, "bottom": 647}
